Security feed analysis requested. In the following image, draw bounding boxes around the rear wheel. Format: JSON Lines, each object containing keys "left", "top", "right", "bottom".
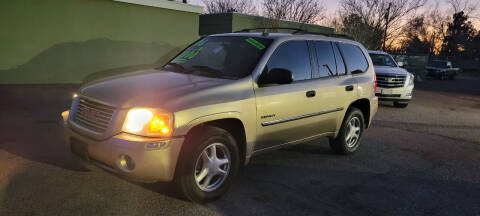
{"left": 330, "top": 108, "right": 365, "bottom": 155}
{"left": 393, "top": 101, "right": 409, "bottom": 108}
{"left": 177, "top": 126, "right": 239, "bottom": 203}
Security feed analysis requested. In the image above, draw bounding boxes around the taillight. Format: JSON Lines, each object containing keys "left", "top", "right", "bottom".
{"left": 373, "top": 73, "right": 377, "bottom": 92}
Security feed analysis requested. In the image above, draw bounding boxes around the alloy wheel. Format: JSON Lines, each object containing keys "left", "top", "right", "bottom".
{"left": 194, "top": 143, "right": 231, "bottom": 192}
{"left": 345, "top": 117, "right": 361, "bottom": 148}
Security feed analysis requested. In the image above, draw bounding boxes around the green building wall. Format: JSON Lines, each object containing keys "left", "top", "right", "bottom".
{"left": 0, "top": 0, "right": 202, "bottom": 84}
{"left": 200, "top": 13, "right": 335, "bottom": 36}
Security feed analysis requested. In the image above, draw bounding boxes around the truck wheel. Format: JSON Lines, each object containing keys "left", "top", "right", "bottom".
{"left": 176, "top": 125, "right": 239, "bottom": 203}
{"left": 329, "top": 108, "right": 364, "bottom": 155}
{"left": 393, "top": 101, "right": 409, "bottom": 108}
{"left": 449, "top": 75, "right": 455, "bottom": 80}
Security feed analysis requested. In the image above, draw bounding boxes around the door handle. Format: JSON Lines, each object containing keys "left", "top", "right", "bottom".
{"left": 306, "top": 90, "right": 316, "bottom": 98}
{"left": 345, "top": 85, "right": 354, "bottom": 91}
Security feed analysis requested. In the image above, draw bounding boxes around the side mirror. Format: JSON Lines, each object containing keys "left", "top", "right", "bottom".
{"left": 397, "top": 62, "right": 404, "bottom": 67}
{"left": 260, "top": 68, "right": 293, "bottom": 85}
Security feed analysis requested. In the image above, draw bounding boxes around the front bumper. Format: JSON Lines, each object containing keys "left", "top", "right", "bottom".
{"left": 375, "top": 85, "right": 413, "bottom": 102}
{"left": 61, "top": 111, "right": 184, "bottom": 183}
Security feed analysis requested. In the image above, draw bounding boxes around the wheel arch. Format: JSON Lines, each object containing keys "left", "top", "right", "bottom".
{"left": 347, "top": 98, "right": 371, "bottom": 128}
{"left": 180, "top": 115, "right": 247, "bottom": 166}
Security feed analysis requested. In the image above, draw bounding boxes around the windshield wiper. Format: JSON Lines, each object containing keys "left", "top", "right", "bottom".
{"left": 191, "top": 65, "right": 236, "bottom": 79}
{"left": 323, "top": 64, "right": 336, "bottom": 76}
{"left": 163, "top": 62, "right": 185, "bottom": 71}
{"left": 192, "top": 65, "right": 221, "bottom": 73}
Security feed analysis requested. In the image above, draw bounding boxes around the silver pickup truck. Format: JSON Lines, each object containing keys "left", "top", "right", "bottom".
{"left": 61, "top": 31, "right": 378, "bottom": 203}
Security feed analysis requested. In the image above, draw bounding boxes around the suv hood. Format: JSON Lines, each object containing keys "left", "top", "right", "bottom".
{"left": 374, "top": 66, "right": 409, "bottom": 76}
{"left": 79, "top": 69, "right": 238, "bottom": 110}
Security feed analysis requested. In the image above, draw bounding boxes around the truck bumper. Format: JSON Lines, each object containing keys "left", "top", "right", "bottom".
{"left": 61, "top": 110, "right": 184, "bottom": 183}
{"left": 375, "top": 85, "right": 413, "bottom": 103}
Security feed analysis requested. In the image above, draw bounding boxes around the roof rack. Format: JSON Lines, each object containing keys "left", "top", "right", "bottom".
{"left": 235, "top": 27, "right": 303, "bottom": 33}
{"left": 234, "top": 27, "right": 354, "bottom": 40}
{"left": 293, "top": 30, "right": 354, "bottom": 40}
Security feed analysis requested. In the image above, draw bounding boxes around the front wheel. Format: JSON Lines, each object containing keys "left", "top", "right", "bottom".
{"left": 176, "top": 126, "right": 239, "bottom": 203}
{"left": 330, "top": 108, "right": 365, "bottom": 155}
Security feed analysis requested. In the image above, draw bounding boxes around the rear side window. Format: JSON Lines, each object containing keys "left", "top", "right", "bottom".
{"left": 338, "top": 43, "right": 369, "bottom": 73}
{"left": 266, "top": 40, "right": 311, "bottom": 81}
{"left": 314, "top": 41, "right": 336, "bottom": 78}
{"left": 333, "top": 43, "right": 346, "bottom": 75}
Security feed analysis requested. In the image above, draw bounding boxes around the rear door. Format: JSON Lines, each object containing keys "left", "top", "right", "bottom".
{"left": 307, "top": 40, "right": 357, "bottom": 134}
{"left": 336, "top": 42, "right": 370, "bottom": 127}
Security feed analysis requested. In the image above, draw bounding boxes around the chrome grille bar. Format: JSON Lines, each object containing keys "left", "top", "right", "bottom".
{"left": 376, "top": 74, "right": 406, "bottom": 88}
{"left": 73, "top": 98, "right": 115, "bottom": 133}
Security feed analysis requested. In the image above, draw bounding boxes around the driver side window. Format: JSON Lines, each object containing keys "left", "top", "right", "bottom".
{"left": 264, "top": 40, "right": 312, "bottom": 82}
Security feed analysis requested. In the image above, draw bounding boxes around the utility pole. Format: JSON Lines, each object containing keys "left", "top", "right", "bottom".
{"left": 383, "top": 2, "right": 392, "bottom": 51}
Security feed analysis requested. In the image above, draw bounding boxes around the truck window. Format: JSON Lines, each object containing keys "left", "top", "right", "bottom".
{"left": 369, "top": 54, "right": 397, "bottom": 67}
{"left": 339, "top": 43, "right": 369, "bottom": 73}
{"left": 314, "top": 41, "right": 336, "bottom": 78}
{"left": 266, "top": 40, "right": 312, "bottom": 81}
{"left": 333, "top": 43, "right": 346, "bottom": 75}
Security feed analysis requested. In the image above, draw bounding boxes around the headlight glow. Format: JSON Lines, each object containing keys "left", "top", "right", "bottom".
{"left": 122, "top": 108, "right": 172, "bottom": 137}
{"left": 73, "top": 93, "right": 78, "bottom": 99}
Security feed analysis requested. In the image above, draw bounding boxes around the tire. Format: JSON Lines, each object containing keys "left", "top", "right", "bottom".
{"left": 176, "top": 125, "right": 239, "bottom": 203}
{"left": 329, "top": 108, "right": 365, "bottom": 155}
{"left": 449, "top": 75, "right": 456, "bottom": 80}
{"left": 393, "top": 101, "right": 409, "bottom": 108}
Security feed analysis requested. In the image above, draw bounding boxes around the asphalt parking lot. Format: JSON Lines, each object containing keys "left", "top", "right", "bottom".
{"left": 1, "top": 76, "right": 480, "bottom": 215}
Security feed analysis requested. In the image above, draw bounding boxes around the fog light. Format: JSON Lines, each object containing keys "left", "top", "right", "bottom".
{"left": 145, "top": 140, "right": 170, "bottom": 151}
{"left": 119, "top": 154, "right": 135, "bottom": 171}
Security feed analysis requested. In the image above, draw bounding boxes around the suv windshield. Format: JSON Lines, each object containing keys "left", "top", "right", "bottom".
{"left": 163, "top": 36, "right": 273, "bottom": 79}
{"left": 369, "top": 53, "right": 397, "bottom": 67}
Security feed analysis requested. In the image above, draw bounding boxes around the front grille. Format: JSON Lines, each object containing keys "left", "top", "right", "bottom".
{"left": 376, "top": 74, "right": 406, "bottom": 88}
{"left": 73, "top": 98, "right": 115, "bottom": 133}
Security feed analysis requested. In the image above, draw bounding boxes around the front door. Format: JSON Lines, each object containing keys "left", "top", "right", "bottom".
{"left": 254, "top": 40, "right": 321, "bottom": 151}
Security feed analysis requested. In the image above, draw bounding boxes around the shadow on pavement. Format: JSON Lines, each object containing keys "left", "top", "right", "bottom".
{"left": 0, "top": 85, "right": 88, "bottom": 171}
{"left": 415, "top": 76, "right": 480, "bottom": 97}
{"left": 209, "top": 163, "right": 480, "bottom": 216}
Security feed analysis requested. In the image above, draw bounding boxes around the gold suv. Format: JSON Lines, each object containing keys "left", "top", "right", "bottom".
{"left": 61, "top": 30, "right": 378, "bottom": 203}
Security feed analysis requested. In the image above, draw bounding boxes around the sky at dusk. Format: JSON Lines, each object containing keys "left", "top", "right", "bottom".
{"left": 188, "top": 0, "right": 479, "bottom": 27}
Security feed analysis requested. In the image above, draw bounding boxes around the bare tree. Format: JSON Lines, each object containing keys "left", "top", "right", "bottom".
{"left": 423, "top": 4, "right": 450, "bottom": 54}
{"left": 262, "top": 0, "right": 326, "bottom": 24}
{"left": 339, "top": 0, "right": 427, "bottom": 50}
{"left": 447, "top": 0, "right": 479, "bottom": 17}
{"left": 202, "top": 0, "right": 257, "bottom": 14}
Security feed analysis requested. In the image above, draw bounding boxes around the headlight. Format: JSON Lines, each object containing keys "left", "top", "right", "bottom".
{"left": 122, "top": 108, "right": 173, "bottom": 137}
{"left": 408, "top": 73, "right": 414, "bottom": 86}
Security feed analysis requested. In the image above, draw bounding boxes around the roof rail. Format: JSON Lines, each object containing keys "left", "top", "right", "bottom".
{"left": 235, "top": 27, "right": 303, "bottom": 33}
{"left": 235, "top": 27, "right": 354, "bottom": 40}
{"left": 292, "top": 30, "right": 354, "bottom": 40}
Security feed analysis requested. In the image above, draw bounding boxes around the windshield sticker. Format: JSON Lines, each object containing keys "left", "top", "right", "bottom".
{"left": 172, "top": 38, "right": 208, "bottom": 63}
{"left": 245, "top": 38, "right": 266, "bottom": 50}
